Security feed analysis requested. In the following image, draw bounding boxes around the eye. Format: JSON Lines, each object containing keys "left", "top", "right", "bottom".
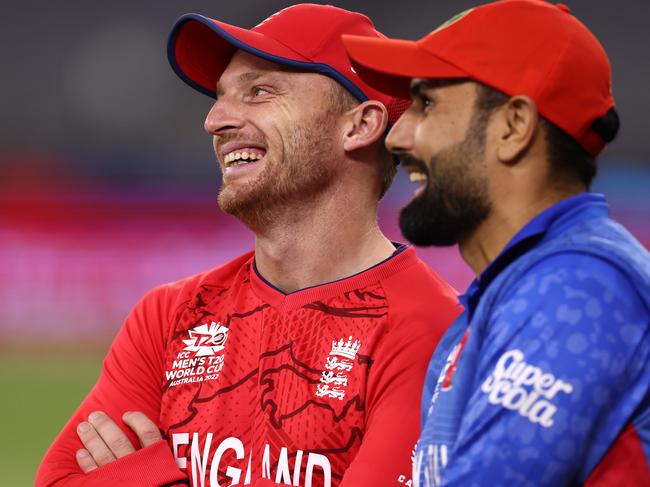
{"left": 420, "top": 95, "right": 434, "bottom": 111}
{"left": 410, "top": 91, "right": 434, "bottom": 113}
{"left": 252, "top": 86, "right": 270, "bottom": 97}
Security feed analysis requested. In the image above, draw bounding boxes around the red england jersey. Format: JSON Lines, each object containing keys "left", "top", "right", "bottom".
{"left": 36, "top": 246, "right": 460, "bottom": 487}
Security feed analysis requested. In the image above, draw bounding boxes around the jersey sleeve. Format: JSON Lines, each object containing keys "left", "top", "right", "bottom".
{"left": 35, "top": 285, "right": 188, "bottom": 487}
{"left": 341, "top": 262, "right": 461, "bottom": 486}
{"left": 440, "top": 253, "right": 650, "bottom": 486}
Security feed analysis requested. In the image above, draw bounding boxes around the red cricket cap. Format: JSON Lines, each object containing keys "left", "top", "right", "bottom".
{"left": 342, "top": 0, "right": 616, "bottom": 156}
{"left": 167, "top": 3, "right": 410, "bottom": 125}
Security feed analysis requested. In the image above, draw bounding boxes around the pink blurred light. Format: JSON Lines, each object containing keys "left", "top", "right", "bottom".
{"left": 0, "top": 189, "right": 471, "bottom": 343}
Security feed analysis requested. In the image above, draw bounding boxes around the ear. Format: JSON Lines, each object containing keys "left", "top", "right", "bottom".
{"left": 494, "top": 96, "right": 539, "bottom": 163}
{"left": 342, "top": 100, "right": 389, "bottom": 153}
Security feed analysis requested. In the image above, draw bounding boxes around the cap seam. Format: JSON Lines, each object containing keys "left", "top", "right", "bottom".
{"left": 535, "top": 18, "right": 575, "bottom": 122}
{"left": 417, "top": 41, "right": 469, "bottom": 76}
{"left": 256, "top": 30, "right": 316, "bottom": 63}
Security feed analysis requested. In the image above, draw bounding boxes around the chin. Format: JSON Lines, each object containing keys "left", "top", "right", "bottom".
{"left": 218, "top": 184, "right": 249, "bottom": 213}
{"left": 398, "top": 189, "right": 487, "bottom": 248}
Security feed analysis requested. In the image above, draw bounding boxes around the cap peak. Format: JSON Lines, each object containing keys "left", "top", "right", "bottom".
{"left": 168, "top": 4, "right": 409, "bottom": 126}
{"left": 342, "top": 0, "right": 615, "bottom": 156}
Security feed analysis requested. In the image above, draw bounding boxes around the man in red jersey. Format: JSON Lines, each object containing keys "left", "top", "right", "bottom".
{"left": 36, "top": 5, "right": 460, "bottom": 487}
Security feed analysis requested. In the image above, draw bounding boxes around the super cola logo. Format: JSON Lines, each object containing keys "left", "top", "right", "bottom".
{"left": 481, "top": 349, "right": 573, "bottom": 427}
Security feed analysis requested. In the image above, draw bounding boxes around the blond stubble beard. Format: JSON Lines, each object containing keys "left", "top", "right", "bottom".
{"left": 217, "top": 112, "right": 339, "bottom": 233}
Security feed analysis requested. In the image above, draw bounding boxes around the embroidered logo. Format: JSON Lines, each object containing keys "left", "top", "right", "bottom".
{"left": 165, "top": 322, "right": 229, "bottom": 388}
{"left": 182, "top": 321, "right": 229, "bottom": 357}
{"left": 315, "top": 336, "right": 360, "bottom": 400}
{"left": 441, "top": 328, "right": 470, "bottom": 391}
{"left": 481, "top": 349, "right": 573, "bottom": 427}
{"left": 429, "top": 328, "right": 471, "bottom": 411}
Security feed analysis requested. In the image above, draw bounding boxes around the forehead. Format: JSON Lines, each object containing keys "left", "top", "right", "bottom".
{"left": 218, "top": 50, "right": 332, "bottom": 92}
{"left": 222, "top": 50, "right": 291, "bottom": 77}
{"left": 216, "top": 50, "right": 346, "bottom": 111}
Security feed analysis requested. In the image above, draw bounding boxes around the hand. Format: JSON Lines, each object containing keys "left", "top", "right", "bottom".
{"left": 75, "top": 411, "right": 162, "bottom": 473}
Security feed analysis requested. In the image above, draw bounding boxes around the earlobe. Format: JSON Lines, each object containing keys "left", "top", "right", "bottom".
{"left": 496, "top": 96, "right": 539, "bottom": 163}
{"left": 342, "top": 101, "right": 389, "bottom": 153}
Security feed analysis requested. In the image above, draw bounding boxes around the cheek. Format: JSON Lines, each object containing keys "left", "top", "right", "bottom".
{"left": 250, "top": 118, "right": 284, "bottom": 163}
{"left": 413, "top": 120, "right": 440, "bottom": 157}
{"left": 414, "top": 114, "right": 468, "bottom": 153}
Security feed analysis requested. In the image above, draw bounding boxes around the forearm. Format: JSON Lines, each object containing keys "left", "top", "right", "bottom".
{"left": 37, "top": 440, "right": 187, "bottom": 486}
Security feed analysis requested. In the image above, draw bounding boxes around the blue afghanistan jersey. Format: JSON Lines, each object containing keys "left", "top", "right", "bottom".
{"left": 415, "top": 193, "right": 650, "bottom": 486}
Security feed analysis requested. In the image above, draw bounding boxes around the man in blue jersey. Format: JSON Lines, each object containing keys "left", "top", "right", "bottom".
{"left": 342, "top": 0, "right": 650, "bottom": 485}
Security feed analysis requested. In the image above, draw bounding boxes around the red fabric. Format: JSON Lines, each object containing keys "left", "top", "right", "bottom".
{"left": 35, "top": 441, "right": 186, "bottom": 487}
{"left": 36, "top": 247, "right": 460, "bottom": 486}
{"left": 170, "top": 4, "right": 411, "bottom": 124}
{"left": 342, "top": 0, "right": 614, "bottom": 156}
{"left": 584, "top": 424, "right": 650, "bottom": 486}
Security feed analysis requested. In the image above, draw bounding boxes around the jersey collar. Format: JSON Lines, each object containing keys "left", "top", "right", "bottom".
{"left": 461, "top": 192, "right": 608, "bottom": 316}
{"left": 250, "top": 243, "right": 417, "bottom": 310}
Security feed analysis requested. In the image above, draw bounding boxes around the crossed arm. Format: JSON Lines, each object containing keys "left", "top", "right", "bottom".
{"left": 74, "top": 411, "right": 162, "bottom": 473}
{"left": 72, "top": 412, "right": 285, "bottom": 487}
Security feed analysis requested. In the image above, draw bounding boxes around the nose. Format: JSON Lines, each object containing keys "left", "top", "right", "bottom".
{"left": 204, "top": 95, "right": 246, "bottom": 135}
{"left": 385, "top": 111, "right": 416, "bottom": 156}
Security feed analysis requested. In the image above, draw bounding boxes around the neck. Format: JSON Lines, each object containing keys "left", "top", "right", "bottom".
{"left": 252, "top": 184, "right": 395, "bottom": 293}
{"left": 459, "top": 185, "right": 583, "bottom": 277}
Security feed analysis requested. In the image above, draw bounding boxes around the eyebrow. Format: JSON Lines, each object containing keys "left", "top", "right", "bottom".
{"left": 409, "top": 78, "right": 467, "bottom": 98}
{"left": 409, "top": 80, "right": 430, "bottom": 99}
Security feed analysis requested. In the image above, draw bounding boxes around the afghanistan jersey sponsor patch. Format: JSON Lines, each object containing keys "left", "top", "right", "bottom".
{"left": 481, "top": 348, "right": 574, "bottom": 427}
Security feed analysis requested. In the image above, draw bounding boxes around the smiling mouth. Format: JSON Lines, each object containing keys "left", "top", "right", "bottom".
{"left": 401, "top": 157, "right": 429, "bottom": 196}
{"left": 223, "top": 149, "right": 265, "bottom": 167}
{"left": 408, "top": 171, "right": 427, "bottom": 184}
{"left": 405, "top": 164, "right": 429, "bottom": 189}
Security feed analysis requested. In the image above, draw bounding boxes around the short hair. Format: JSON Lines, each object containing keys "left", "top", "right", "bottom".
{"left": 327, "top": 81, "right": 396, "bottom": 199}
{"left": 475, "top": 84, "right": 619, "bottom": 189}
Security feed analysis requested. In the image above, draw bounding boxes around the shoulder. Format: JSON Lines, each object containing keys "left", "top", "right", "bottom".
{"left": 487, "top": 252, "right": 649, "bottom": 359}
{"left": 381, "top": 250, "right": 461, "bottom": 336}
{"left": 138, "top": 250, "right": 255, "bottom": 309}
{"left": 507, "top": 251, "right": 647, "bottom": 314}
{"left": 116, "top": 251, "right": 255, "bottom": 350}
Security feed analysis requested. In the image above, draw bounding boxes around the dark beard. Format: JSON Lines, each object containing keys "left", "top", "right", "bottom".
{"left": 398, "top": 111, "right": 492, "bottom": 247}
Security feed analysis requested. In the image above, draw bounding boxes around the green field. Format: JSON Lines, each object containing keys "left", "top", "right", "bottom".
{"left": 0, "top": 346, "right": 105, "bottom": 486}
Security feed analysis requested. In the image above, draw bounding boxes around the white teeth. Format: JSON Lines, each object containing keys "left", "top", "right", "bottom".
{"left": 409, "top": 172, "right": 427, "bottom": 183}
{"left": 223, "top": 150, "right": 264, "bottom": 165}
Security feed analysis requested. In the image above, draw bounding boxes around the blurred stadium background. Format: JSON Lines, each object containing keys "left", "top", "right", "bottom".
{"left": 1, "top": 0, "right": 648, "bottom": 484}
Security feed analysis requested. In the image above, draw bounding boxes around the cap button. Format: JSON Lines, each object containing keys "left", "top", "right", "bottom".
{"left": 556, "top": 3, "right": 571, "bottom": 13}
